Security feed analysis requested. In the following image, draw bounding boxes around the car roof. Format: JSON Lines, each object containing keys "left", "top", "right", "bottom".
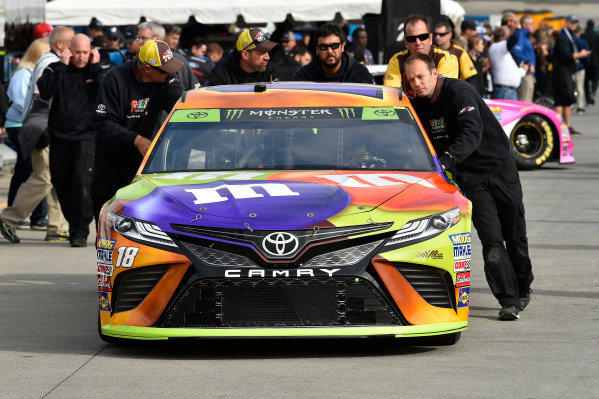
{"left": 176, "top": 82, "right": 410, "bottom": 109}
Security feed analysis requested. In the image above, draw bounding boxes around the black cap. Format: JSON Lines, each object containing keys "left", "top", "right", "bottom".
{"left": 565, "top": 15, "right": 579, "bottom": 23}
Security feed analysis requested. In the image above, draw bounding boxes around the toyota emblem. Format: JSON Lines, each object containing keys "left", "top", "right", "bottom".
{"left": 262, "top": 232, "right": 299, "bottom": 256}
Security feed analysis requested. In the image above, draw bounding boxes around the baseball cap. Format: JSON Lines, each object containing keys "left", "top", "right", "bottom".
{"left": 565, "top": 15, "right": 579, "bottom": 23}
{"left": 280, "top": 31, "right": 294, "bottom": 42}
{"left": 138, "top": 40, "right": 183, "bottom": 74}
{"left": 33, "top": 23, "right": 52, "bottom": 38}
{"left": 236, "top": 28, "right": 277, "bottom": 52}
{"left": 106, "top": 26, "right": 120, "bottom": 40}
{"left": 460, "top": 19, "right": 477, "bottom": 32}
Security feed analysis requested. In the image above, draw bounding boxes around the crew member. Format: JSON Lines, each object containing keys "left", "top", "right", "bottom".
{"left": 404, "top": 53, "right": 534, "bottom": 321}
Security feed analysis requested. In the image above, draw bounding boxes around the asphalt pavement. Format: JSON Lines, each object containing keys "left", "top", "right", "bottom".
{"left": 0, "top": 101, "right": 598, "bottom": 398}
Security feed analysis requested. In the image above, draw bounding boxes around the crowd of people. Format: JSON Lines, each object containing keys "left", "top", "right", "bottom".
{"left": 0, "top": 12, "right": 594, "bottom": 319}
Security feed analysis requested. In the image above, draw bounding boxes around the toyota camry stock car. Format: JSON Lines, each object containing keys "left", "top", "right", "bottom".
{"left": 97, "top": 82, "right": 472, "bottom": 344}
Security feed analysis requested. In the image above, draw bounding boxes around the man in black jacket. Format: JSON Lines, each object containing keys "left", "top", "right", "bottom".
{"left": 294, "top": 24, "right": 372, "bottom": 83}
{"left": 208, "top": 28, "right": 279, "bottom": 86}
{"left": 405, "top": 53, "right": 534, "bottom": 321}
{"left": 92, "top": 39, "right": 183, "bottom": 222}
{"left": 38, "top": 33, "right": 104, "bottom": 247}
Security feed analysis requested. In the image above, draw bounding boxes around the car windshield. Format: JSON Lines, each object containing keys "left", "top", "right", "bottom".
{"left": 143, "top": 106, "right": 436, "bottom": 173}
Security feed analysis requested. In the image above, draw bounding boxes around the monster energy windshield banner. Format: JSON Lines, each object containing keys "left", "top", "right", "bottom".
{"left": 169, "top": 107, "right": 408, "bottom": 122}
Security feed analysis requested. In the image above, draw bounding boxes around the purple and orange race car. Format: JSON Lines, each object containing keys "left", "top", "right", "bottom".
{"left": 485, "top": 99, "right": 574, "bottom": 169}
{"left": 97, "top": 83, "right": 474, "bottom": 344}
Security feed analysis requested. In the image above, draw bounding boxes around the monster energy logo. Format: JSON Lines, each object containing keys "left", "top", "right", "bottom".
{"left": 337, "top": 108, "right": 356, "bottom": 119}
{"left": 226, "top": 109, "right": 244, "bottom": 119}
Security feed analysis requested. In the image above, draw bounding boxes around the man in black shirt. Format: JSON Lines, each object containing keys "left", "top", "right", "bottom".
{"left": 294, "top": 24, "right": 373, "bottom": 83}
{"left": 405, "top": 53, "right": 534, "bottom": 321}
{"left": 92, "top": 39, "right": 183, "bottom": 221}
{"left": 38, "top": 33, "right": 104, "bottom": 247}
{"left": 208, "top": 28, "right": 279, "bottom": 86}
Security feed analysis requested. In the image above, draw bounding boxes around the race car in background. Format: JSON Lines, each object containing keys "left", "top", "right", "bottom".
{"left": 486, "top": 99, "right": 574, "bottom": 170}
{"left": 97, "top": 82, "right": 472, "bottom": 345}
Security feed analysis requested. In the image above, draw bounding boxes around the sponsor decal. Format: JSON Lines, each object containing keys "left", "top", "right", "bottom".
{"left": 97, "top": 248, "right": 113, "bottom": 264}
{"left": 453, "top": 243, "right": 471, "bottom": 260}
{"left": 185, "top": 183, "right": 300, "bottom": 205}
{"left": 97, "top": 238, "right": 116, "bottom": 250}
{"left": 419, "top": 249, "right": 444, "bottom": 259}
{"left": 130, "top": 98, "right": 149, "bottom": 113}
{"left": 97, "top": 263, "right": 114, "bottom": 277}
{"left": 458, "top": 287, "right": 470, "bottom": 307}
{"left": 225, "top": 109, "right": 244, "bottom": 119}
{"left": 450, "top": 233, "right": 471, "bottom": 245}
{"left": 187, "top": 111, "right": 208, "bottom": 119}
{"left": 225, "top": 268, "right": 340, "bottom": 278}
{"left": 454, "top": 259, "right": 471, "bottom": 272}
{"left": 458, "top": 105, "right": 475, "bottom": 115}
{"left": 430, "top": 117, "right": 446, "bottom": 132}
{"left": 98, "top": 274, "right": 112, "bottom": 292}
{"left": 315, "top": 173, "right": 434, "bottom": 188}
{"left": 99, "top": 292, "right": 112, "bottom": 312}
{"left": 162, "top": 49, "right": 173, "bottom": 62}
{"left": 115, "top": 247, "right": 139, "bottom": 268}
{"left": 338, "top": 107, "right": 356, "bottom": 118}
{"left": 248, "top": 109, "right": 334, "bottom": 119}
{"left": 456, "top": 272, "right": 471, "bottom": 287}
{"left": 152, "top": 171, "right": 265, "bottom": 181}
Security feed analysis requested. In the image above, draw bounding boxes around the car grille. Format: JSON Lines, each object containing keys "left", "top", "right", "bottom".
{"left": 181, "top": 242, "right": 257, "bottom": 267}
{"left": 162, "top": 277, "right": 402, "bottom": 328}
{"left": 112, "top": 265, "right": 170, "bottom": 313}
{"left": 302, "top": 240, "right": 383, "bottom": 267}
{"left": 393, "top": 264, "right": 455, "bottom": 309}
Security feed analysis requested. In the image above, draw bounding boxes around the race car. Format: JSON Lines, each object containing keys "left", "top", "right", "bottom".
{"left": 97, "top": 82, "right": 472, "bottom": 344}
{"left": 485, "top": 99, "right": 574, "bottom": 170}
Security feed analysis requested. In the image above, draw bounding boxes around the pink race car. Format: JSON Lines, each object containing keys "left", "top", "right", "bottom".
{"left": 485, "top": 99, "right": 574, "bottom": 169}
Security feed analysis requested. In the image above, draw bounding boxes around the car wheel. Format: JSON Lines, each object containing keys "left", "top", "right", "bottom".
{"left": 534, "top": 95, "right": 554, "bottom": 108}
{"left": 510, "top": 114, "right": 555, "bottom": 170}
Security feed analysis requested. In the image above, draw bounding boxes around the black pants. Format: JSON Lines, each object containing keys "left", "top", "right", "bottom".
{"left": 92, "top": 152, "right": 139, "bottom": 223}
{"left": 49, "top": 140, "right": 95, "bottom": 239}
{"left": 462, "top": 161, "right": 534, "bottom": 308}
{"left": 585, "top": 66, "right": 599, "bottom": 102}
{"left": 7, "top": 127, "right": 46, "bottom": 221}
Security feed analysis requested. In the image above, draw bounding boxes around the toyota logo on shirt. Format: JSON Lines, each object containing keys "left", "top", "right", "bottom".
{"left": 262, "top": 232, "right": 299, "bottom": 256}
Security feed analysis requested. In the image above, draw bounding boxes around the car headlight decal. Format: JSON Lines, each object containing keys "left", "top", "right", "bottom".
{"left": 108, "top": 211, "right": 177, "bottom": 247}
{"left": 385, "top": 207, "right": 460, "bottom": 247}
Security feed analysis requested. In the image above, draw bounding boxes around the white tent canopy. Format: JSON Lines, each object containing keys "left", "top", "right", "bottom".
{"left": 45, "top": 0, "right": 383, "bottom": 26}
{"left": 1, "top": 0, "right": 46, "bottom": 24}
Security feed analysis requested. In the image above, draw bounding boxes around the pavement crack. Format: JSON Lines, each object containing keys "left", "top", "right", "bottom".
{"left": 40, "top": 344, "right": 109, "bottom": 398}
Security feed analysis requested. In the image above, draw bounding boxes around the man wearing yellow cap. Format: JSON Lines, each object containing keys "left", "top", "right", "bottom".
{"left": 92, "top": 39, "right": 183, "bottom": 221}
{"left": 208, "top": 28, "right": 279, "bottom": 85}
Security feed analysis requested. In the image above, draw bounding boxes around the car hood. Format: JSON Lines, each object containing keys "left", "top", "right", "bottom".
{"left": 125, "top": 170, "right": 438, "bottom": 230}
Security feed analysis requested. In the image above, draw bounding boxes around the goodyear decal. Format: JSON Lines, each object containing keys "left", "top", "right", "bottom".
{"left": 362, "top": 107, "right": 399, "bottom": 120}
{"left": 99, "top": 292, "right": 112, "bottom": 312}
{"left": 458, "top": 287, "right": 470, "bottom": 308}
{"left": 169, "top": 109, "right": 221, "bottom": 122}
{"left": 456, "top": 272, "right": 471, "bottom": 287}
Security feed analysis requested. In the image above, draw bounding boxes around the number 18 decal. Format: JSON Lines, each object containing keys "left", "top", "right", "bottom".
{"left": 115, "top": 247, "right": 139, "bottom": 267}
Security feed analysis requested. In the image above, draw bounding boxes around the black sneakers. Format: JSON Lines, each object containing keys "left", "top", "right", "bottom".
{"left": 0, "top": 219, "right": 20, "bottom": 243}
{"left": 520, "top": 289, "right": 532, "bottom": 311}
{"left": 498, "top": 305, "right": 520, "bottom": 320}
{"left": 70, "top": 237, "right": 88, "bottom": 247}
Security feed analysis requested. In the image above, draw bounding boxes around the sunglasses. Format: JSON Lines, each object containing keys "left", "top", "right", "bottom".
{"left": 405, "top": 33, "right": 431, "bottom": 43}
{"left": 243, "top": 31, "right": 271, "bottom": 51}
{"left": 317, "top": 42, "right": 342, "bottom": 51}
{"left": 434, "top": 31, "right": 451, "bottom": 37}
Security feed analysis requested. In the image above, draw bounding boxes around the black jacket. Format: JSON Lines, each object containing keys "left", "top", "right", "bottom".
{"left": 553, "top": 29, "right": 577, "bottom": 74}
{"left": 38, "top": 60, "right": 104, "bottom": 142}
{"left": 208, "top": 51, "right": 279, "bottom": 86}
{"left": 411, "top": 77, "right": 512, "bottom": 189}
{"left": 294, "top": 53, "right": 373, "bottom": 83}
{"left": 94, "top": 61, "right": 183, "bottom": 162}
